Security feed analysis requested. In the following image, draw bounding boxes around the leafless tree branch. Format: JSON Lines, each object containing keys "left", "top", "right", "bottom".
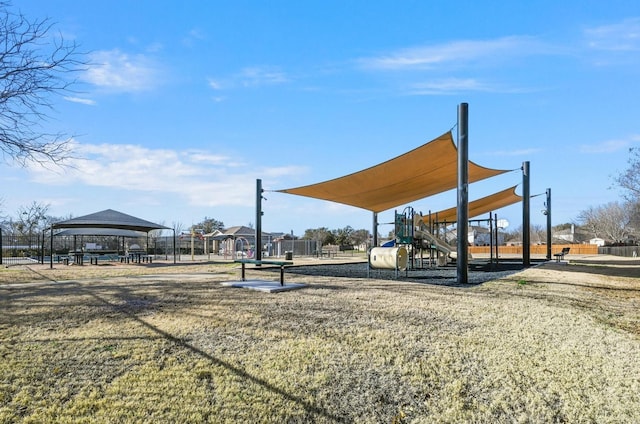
{"left": 0, "top": 1, "right": 86, "bottom": 166}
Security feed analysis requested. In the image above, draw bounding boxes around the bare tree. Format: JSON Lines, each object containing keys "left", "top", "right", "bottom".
{"left": 351, "top": 228, "right": 371, "bottom": 248}
{"left": 504, "top": 224, "right": 546, "bottom": 244}
{"left": 15, "top": 201, "right": 49, "bottom": 237}
{"left": 614, "top": 147, "right": 640, "bottom": 202}
{"left": 578, "top": 202, "right": 634, "bottom": 243}
{"left": 0, "top": 2, "right": 85, "bottom": 165}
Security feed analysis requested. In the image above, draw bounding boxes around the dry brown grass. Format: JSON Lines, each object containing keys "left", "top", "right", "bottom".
{"left": 1, "top": 259, "right": 638, "bottom": 423}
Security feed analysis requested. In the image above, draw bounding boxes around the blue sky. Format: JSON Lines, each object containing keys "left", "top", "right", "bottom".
{"left": 3, "top": 1, "right": 640, "bottom": 235}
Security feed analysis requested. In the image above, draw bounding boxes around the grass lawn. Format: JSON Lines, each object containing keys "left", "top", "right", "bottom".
{"left": 0, "top": 259, "right": 638, "bottom": 423}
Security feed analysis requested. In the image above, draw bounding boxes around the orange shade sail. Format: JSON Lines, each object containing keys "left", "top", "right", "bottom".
{"left": 425, "top": 185, "right": 522, "bottom": 224}
{"left": 278, "top": 131, "right": 510, "bottom": 213}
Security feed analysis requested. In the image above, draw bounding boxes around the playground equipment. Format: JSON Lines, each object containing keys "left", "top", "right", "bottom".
{"left": 368, "top": 206, "right": 459, "bottom": 277}
{"left": 367, "top": 246, "right": 408, "bottom": 278}
{"left": 399, "top": 206, "right": 460, "bottom": 268}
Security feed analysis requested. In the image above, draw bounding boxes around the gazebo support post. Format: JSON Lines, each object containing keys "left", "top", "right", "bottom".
{"left": 49, "top": 225, "right": 54, "bottom": 269}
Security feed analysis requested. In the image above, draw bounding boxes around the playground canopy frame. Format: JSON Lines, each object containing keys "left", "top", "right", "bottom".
{"left": 278, "top": 131, "right": 511, "bottom": 213}
{"left": 425, "top": 185, "right": 522, "bottom": 225}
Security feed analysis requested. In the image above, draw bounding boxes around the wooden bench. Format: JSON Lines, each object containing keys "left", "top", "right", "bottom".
{"left": 234, "top": 259, "right": 294, "bottom": 286}
{"left": 554, "top": 247, "right": 570, "bottom": 262}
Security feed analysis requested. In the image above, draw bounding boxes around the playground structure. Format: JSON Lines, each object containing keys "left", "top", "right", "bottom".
{"left": 367, "top": 202, "right": 519, "bottom": 277}
{"left": 265, "top": 103, "right": 550, "bottom": 283}
{"left": 367, "top": 206, "right": 461, "bottom": 276}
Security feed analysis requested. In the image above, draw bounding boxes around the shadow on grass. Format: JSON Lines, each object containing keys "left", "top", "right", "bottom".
{"left": 142, "top": 260, "right": 235, "bottom": 269}
{"left": 80, "top": 285, "right": 351, "bottom": 423}
{"left": 500, "top": 276, "right": 640, "bottom": 294}
{"left": 560, "top": 262, "right": 640, "bottom": 279}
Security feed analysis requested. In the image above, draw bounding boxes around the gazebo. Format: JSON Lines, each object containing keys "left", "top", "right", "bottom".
{"left": 49, "top": 209, "right": 174, "bottom": 267}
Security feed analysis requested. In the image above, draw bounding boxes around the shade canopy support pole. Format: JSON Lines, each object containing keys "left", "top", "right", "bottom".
{"left": 256, "top": 179, "right": 263, "bottom": 264}
{"left": 522, "top": 161, "right": 531, "bottom": 267}
{"left": 372, "top": 212, "right": 378, "bottom": 248}
{"left": 545, "top": 188, "right": 552, "bottom": 260}
{"left": 457, "top": 103, "right": 469, "bottom": 284}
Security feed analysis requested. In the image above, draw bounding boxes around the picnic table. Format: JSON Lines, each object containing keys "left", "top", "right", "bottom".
{"left": 234, "top": 259, "right": 294, "bottom": 286}
{"left": 119, "top": 252, "right": 153, "bottom": 264}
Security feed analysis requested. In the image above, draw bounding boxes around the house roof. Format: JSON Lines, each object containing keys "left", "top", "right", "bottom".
{"left": 223, "top": 226, "right": 256, "bottom": 237}
{"left": 52, "top": 209, "right": 169, "bottom": 233}
{"left": 278, "top": 131, "right": 512, "bottom": 213}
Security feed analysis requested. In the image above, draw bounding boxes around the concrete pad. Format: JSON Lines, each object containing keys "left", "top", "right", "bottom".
{"left": 221, "top": 279, "right": 307, "bottom": 293}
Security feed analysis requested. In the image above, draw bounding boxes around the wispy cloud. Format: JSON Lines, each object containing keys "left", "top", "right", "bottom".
{"left": 357, "top": 36, "right": 549, "bottom": 70}
{"left": 584, "top": 17, "right": 640, "bottom": 52}
{"left": 208, "top": 78, "right": 223, "bottom": 90}
{"left": 484, "top": 148, "right": 542, "bottom": 157}
{"left": 64, "top": 96, "right": 96, "bottom": 105}
{"left": 580, "top": 135, "right": 640, "bottom": 153}
{"left": 25, "top": 142, "right": 306, "bottom": 208}
{"left": 182, "top": 28, "right": 207, "bottom": 49}
{"left": 406, "top": 78, "right": 497, "bottom": 95}
{"left": 238, "top": 66, "right": 289, "bottom": 86}
{"left": 82, "top": 49, "right": 162, "bottom": 92}
{"left": 208, "top": 66, "right": 290, "bottom": 92}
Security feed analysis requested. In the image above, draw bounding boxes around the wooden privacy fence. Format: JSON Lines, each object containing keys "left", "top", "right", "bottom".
{"left": 468, "top": 244, "right": 598, "bottom": 255}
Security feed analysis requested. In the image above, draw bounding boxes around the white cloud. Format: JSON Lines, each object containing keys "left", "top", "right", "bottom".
{"left": 25, "top": 142, "right": 303, "bottom": 208}
{"left": 357, "top": 36, "right": 548, "bottom": 70}
{"left": 207, "top": 78, "right": 223, "bottom": 90}
{"left": 83, "top": 49, "right": 161, "bottom": 92}
{"left": 186, "top": 151, "right": 238, "bottom": 166}
{"left": 238, "top": 66, "right": 289, "bottom": 86}
{"left": 207, "top": 66, "right": 289, "bottom": 93}
{"left": 64, "top": 96, "right": 96, "bottom": 105}
{"left": 182, "top": 28, "right": 206, "bottom": 47}
{"left": 580, "top": 135, "right": 640, "bottom": 153}
{"left": 585, "top": 17, "right": 640, "bottom": 52}
{"left": 406, "top": 78, "right": 496, "bottom": 95}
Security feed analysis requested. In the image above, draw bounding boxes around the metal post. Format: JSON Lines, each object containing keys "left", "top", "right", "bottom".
{"left": 49, "top": 225, "right": 53, "bottom": 269}
{"left": 372, "top": 212, "right": 378, "bottom": 248}
{"left": 190, "top": 230, "right": 195, "bottom": 261}
{"left": 457, "top": 102, "right": 469, "bottom": 284}
{"left": 256, "top": 179, "right": 263, "bottom": 263}
{"left": 489, "top": 212, "right": 494, "bottom": 266}
{"left": 40, "top": 230, "right": 45, "bottom": 264}
{"left": 494, "top": 214, "right": 500, "bottom": 266}
{"left": 173, "top": 228, "right": 177, "bottom": 263}
{"left": 522, "top": 161, "right": 531, "bottom": 267}
{"left": 545, "top": 188, "right": 552, "bottom": 260}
